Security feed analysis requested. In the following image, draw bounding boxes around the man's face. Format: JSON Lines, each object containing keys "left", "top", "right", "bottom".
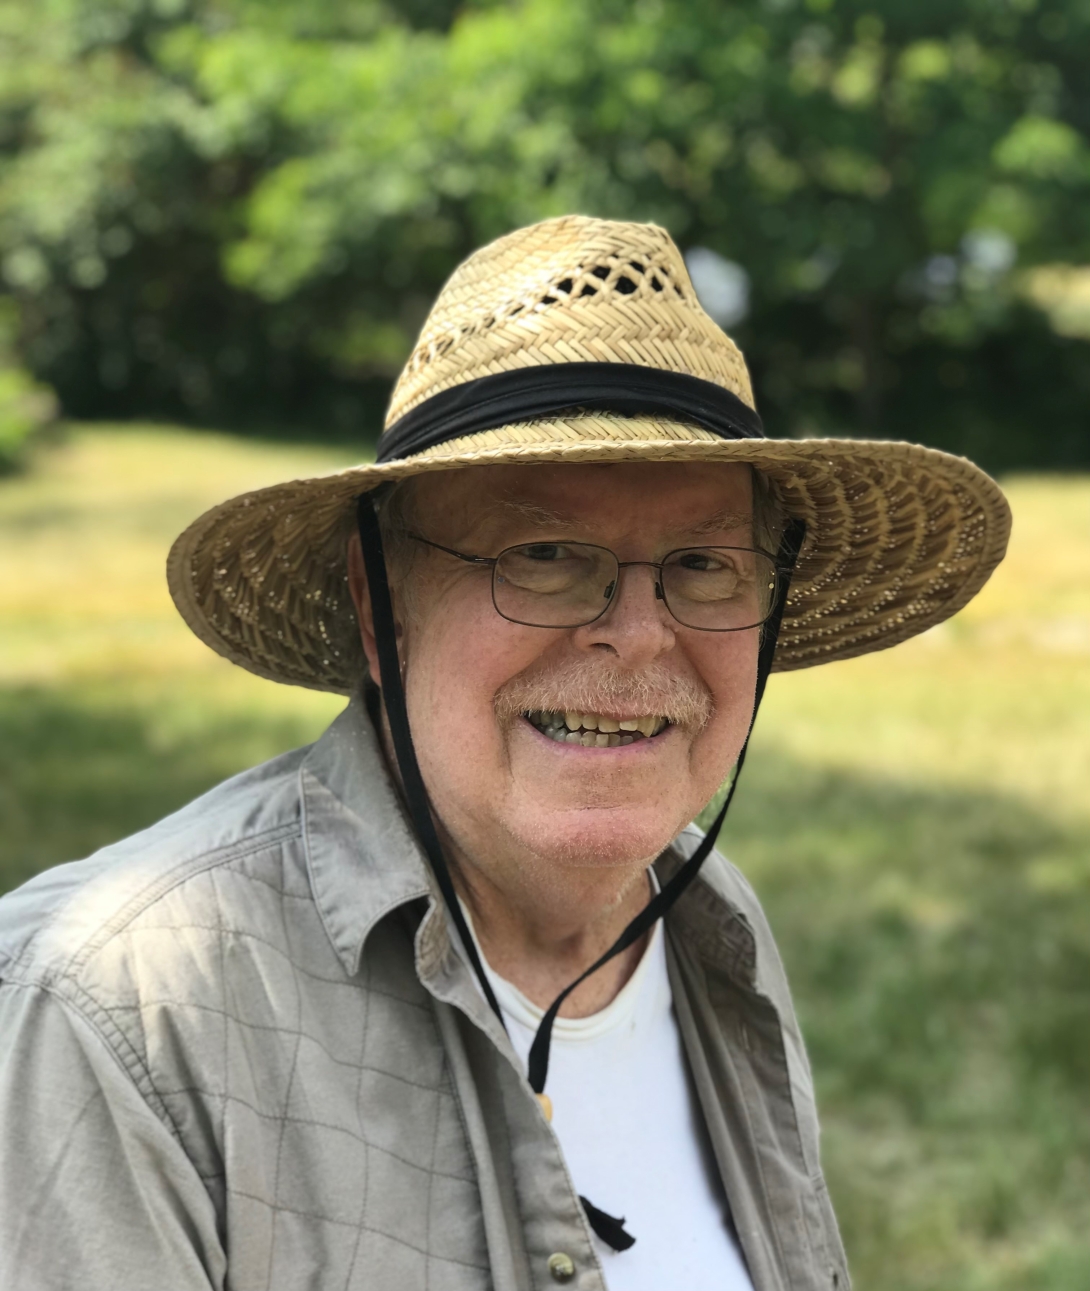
{"left": 354, "top": 460, "right": 760, "bottom": 897}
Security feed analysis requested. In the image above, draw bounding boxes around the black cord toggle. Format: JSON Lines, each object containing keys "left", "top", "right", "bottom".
{"left": 580, "top": 1196, "right": 637, "bottom": 1251}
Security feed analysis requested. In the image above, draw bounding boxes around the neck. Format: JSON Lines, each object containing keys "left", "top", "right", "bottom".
{"left": 449, "top": 846, "right": 653, "bottom": 1018}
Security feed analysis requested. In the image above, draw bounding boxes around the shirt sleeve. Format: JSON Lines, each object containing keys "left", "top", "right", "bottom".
{"left": 0, "top": 979, "right": 227, "bottom": 1291}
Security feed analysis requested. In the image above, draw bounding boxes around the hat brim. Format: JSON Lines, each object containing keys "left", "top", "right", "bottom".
{"left": 167, "top": 414, "right": 1011, "bottom": 694}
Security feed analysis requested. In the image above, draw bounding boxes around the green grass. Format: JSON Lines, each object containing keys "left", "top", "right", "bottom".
{"left": 3, "top": 424, "right": 1090, "bottom": 1289}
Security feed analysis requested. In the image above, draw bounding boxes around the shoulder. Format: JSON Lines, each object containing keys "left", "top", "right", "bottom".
{"left": 0, "top": 744, "right": 312, "bottom": 994}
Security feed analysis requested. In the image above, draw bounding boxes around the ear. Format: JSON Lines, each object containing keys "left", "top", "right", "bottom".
{"left": 346, "top": 530, "right": 401, "bottom": 689}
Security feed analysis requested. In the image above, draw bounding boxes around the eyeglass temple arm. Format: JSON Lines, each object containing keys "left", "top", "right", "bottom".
{"left": 408, "top": 534, "right": 494, "bottom": 566}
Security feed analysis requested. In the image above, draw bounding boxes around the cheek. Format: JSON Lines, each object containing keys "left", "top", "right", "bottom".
{"left": 403, "top": 593, "right": 541, "bottom": 750}
{"left": 688, "top": 632, "right": 760, "bottom": 766}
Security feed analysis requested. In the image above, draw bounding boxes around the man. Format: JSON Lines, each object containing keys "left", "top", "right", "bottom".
{"left": 0, "top": 217, "right": 1010, "bottom": 1290}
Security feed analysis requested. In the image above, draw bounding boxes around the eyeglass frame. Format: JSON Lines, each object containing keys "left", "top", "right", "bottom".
{"left": 406, "top": 533, "right": 783, "bottom": 632}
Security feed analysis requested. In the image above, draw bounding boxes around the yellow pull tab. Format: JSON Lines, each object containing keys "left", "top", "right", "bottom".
{"left": 535, "top": 1092, "right": 553, "bottom": 1122}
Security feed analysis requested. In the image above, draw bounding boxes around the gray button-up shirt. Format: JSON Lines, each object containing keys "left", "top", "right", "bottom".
{"left": 0, "top": 693, "right": 848, "bottom": 1291}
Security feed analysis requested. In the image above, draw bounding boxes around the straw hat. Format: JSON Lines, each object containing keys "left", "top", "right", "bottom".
{"left": 168, "top": 215, "right": 1011, "bottom": 694}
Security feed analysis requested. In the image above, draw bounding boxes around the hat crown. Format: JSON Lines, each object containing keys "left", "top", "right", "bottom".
{"left": 385, "top": 216, "right": 755, "bottom": 428}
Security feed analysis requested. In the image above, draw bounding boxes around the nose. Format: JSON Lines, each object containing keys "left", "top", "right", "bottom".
{"left": 572, "top": 562, "right": 676, "bottom": 665}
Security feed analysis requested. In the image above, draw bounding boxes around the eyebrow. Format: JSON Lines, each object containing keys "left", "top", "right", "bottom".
{"left": 450, "top": 499, "right": 577, "bottom": 551}
{"left": 683, "top": 507, "right": 753, "bottom": 537}
{"left": 492, "top": 499, "right": 578, "bottom": 528}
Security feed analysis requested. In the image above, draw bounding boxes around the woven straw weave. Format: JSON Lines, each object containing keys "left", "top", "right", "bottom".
{"left": 168, "top": 216, "right": 1010, "bottom": 694}
{"left": 389, "top": 218, "right": 753, "bottom": 422}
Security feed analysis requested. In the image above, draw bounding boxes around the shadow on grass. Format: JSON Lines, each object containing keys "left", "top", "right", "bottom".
{"left": 3, "top": 682, "right": 1090, "bottom": 1288}
{"left": 708, "top": 757, "right": 1090, "bottom": 1290}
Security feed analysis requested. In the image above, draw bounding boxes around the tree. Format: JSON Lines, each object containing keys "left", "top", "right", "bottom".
{"left": 2, "top": 0, "right": 1089, "bottom": 467}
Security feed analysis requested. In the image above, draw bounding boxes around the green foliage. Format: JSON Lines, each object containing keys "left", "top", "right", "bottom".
{"left": 0, "top": 301, "right": 55, "bottom": 471}
{"left": 0, "top": 367, "right": 53, "bottom": 472}
{"left": 2, "top": 0, "right": 1090, "bottom": 462}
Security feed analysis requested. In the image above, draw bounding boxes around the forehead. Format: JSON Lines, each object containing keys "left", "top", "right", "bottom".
{"left": 413, "top": 460, "right": 755, "bottom": 545}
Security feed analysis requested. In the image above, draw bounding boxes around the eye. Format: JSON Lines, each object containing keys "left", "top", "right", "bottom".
{"left": 516, "top": 544, "right": 586, "bottom": 565}
{"left": 663, "top": 548, "right": 754, "bottom": 605}
{"left": 673, "top": 549, "right": 744, "bottom": 574}
{"left": 496, "top": 542, "right": 606, "bottom": 597}
{"left": 676, "top": 551, "right": 717, "bottom": 571}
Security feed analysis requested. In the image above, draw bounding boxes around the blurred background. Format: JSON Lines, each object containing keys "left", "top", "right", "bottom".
{"left": 1, "top": 1, "right": 1088, "bottom": 1287}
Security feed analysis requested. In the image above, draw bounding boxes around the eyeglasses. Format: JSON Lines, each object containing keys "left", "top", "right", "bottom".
{"left": 409, "top": 535, "right": 781, "bottom": 632}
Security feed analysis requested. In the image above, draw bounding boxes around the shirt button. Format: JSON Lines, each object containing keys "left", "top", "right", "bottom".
{"left": 548, "top": 1252, "right": 576, "bottom": 1283}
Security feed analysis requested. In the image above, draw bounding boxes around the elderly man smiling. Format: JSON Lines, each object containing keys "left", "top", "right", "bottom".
{"left": 0, "top": 218, "right": 1009, "bottom": 1291}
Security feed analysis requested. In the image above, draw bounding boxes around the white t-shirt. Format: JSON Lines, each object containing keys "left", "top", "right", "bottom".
{"left": 462, "top": 892, "right": 755, "bottom": 1291}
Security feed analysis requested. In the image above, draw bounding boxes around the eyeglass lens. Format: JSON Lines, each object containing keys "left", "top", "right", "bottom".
{"left": 492, "top": 542, "right": 777, "bottom": 631}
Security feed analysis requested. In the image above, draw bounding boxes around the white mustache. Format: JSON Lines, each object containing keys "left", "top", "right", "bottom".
{"left": 494, "top": 656, "right": 713, "bottom": 733}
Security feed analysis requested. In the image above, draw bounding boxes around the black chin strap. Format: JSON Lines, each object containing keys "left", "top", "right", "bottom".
{"left": 356, "top": 497, "right": 506, "bottom": 1028}
{"left": 357, "top": 493, "right": 806, "bottom": 1251}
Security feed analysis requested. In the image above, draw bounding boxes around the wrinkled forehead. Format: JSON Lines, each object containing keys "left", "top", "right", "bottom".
{"left": 411, "top": 460, "right": 756, "bottom": 547}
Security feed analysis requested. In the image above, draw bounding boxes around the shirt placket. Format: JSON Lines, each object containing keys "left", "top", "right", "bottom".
{"left": 414, "top": 898, "right": 611, "bottom": 1291}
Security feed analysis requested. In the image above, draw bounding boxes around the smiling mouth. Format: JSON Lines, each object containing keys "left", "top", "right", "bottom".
{"left": 524, "top": 710, "right": 670, "bottom": 747}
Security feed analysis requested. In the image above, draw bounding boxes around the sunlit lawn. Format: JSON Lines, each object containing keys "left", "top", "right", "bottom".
{"left": 2, "top": 425, "right": 1089, "bottom": 1290}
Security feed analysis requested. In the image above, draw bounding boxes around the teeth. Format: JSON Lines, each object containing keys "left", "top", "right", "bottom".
{"left": 526, "top": 710, "right": 669, "bottom": 743}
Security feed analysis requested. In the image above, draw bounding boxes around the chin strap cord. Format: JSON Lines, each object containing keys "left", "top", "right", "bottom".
{"left": 357, "top": 492, "right": 806, "bottom": 1253}
{"left": 357, "top": 496, "right": 506, "bottom": 1029}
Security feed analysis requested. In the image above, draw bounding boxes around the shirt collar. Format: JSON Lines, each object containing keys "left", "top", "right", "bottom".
{"left": 655, "top": 842, "right": 759, "bottom": 992}
{"left": 301, "top": 687, "right": 433, "bottom": 978}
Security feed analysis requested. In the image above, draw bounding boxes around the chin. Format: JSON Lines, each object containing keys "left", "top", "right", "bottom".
{"left": 507, "top": 807, "right": 685, "bottom": 872}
